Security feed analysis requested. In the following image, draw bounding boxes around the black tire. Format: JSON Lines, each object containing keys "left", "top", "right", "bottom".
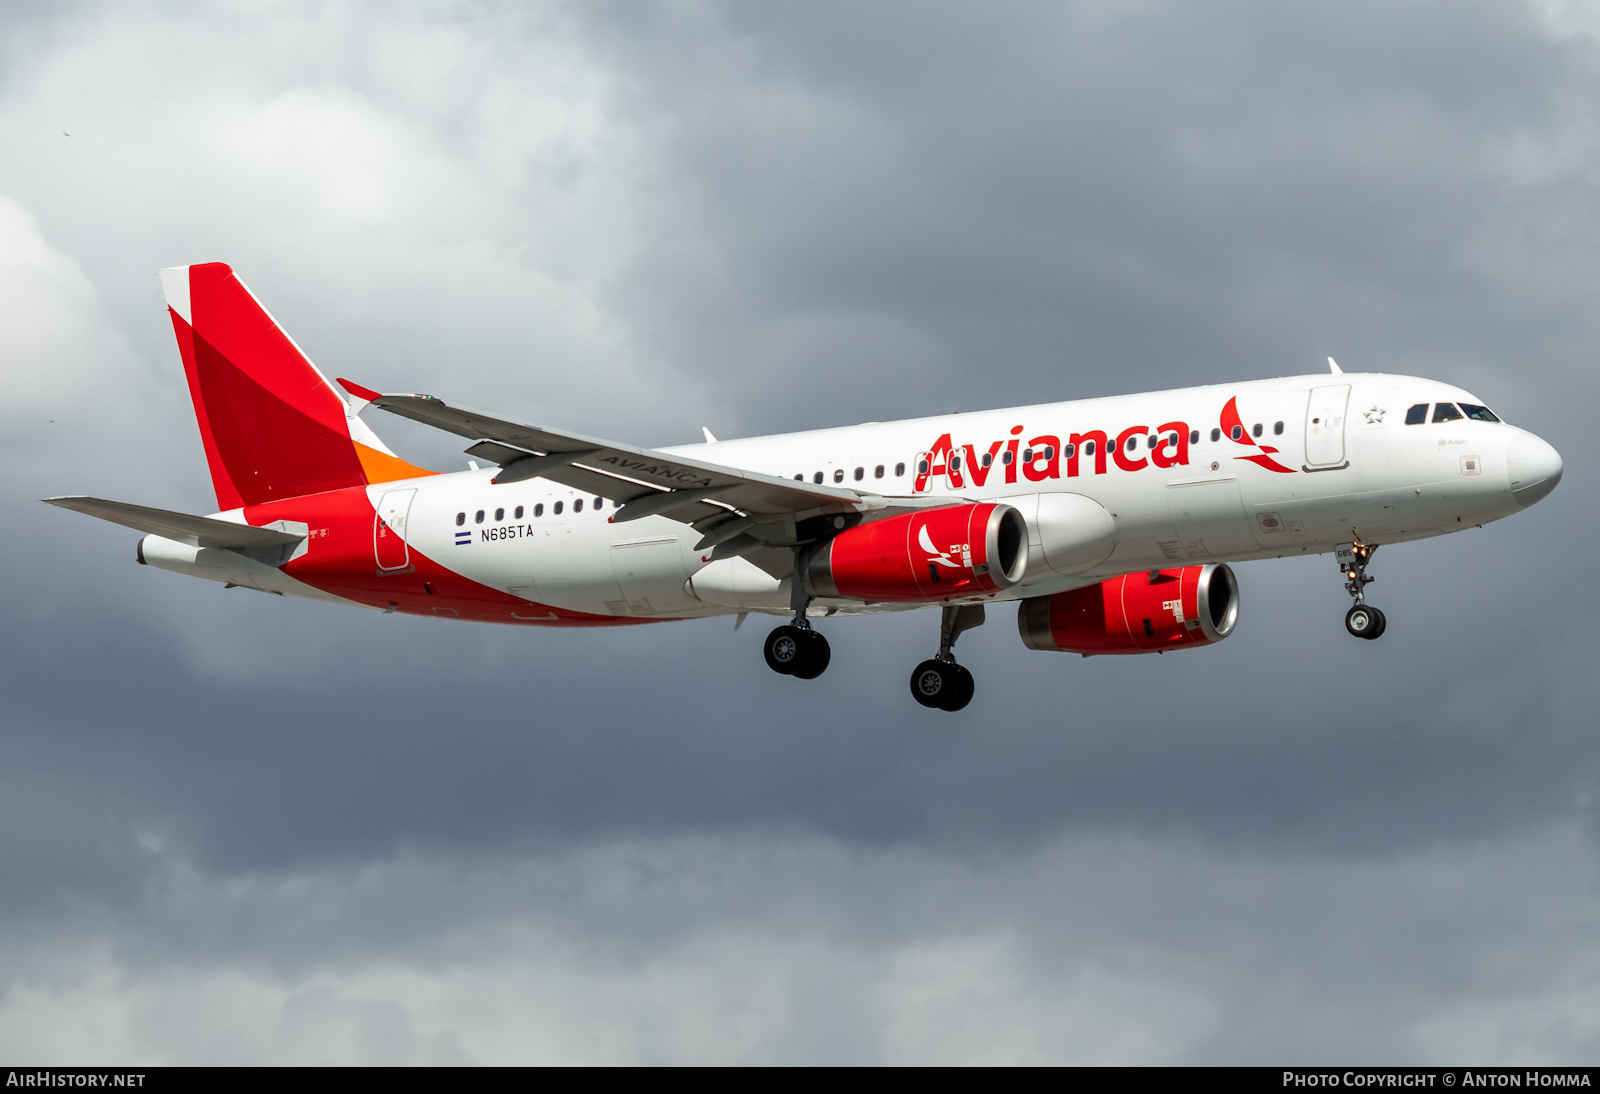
{"left": 792, "top": 630, "right": 831, "bottom": 679}
{"left": 1366, "top": 607, "right": 1387, "bottom": 641}
{"left": 938, "top": 663, "right": 975, "bottom": 712}
{"left": 764, "top": 625, "right": 806, "bottom": 675}
{"left": 910, "top": 659, "right": 952, "bottom": 708}
{"left": 1344, "top": 604, "right": 1379, "bottom": 639}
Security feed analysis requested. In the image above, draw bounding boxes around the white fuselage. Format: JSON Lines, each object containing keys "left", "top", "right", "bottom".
{"left": 142, "top": 372, "right": 1557, "bottom": 621}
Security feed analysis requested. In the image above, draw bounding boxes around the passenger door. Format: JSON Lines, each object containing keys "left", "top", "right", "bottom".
{"left": 1305, "top": 385, "right": 1350, "bottom": 469}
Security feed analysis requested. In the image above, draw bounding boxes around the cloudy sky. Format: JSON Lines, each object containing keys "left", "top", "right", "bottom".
{"left": 0, "top": 0, "right": 1596, "bottom": 1064}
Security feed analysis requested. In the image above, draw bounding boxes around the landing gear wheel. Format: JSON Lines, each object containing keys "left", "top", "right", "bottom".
{"left": 1366, "top": 606, "right": 1387, "bottom": 640}
{"left": 910, "top": 660, "right": 950, "bottom": 708}
{"left": 764, "top": 625, "right": 806, "bottom": 675}
{"left": 1345, "top": 604, "right": 1383, "bottom": 640}
{"left": 939, "top": 662, "right": 975, "bottom": 712}
{"left": 791, "top": 630, "right": 831, "bottom": 679}
{"left": 764, "top": 625, "right": 830, "bottom": 678}
{"left": 910, "top": 659, "right": 973, "bottom": 711}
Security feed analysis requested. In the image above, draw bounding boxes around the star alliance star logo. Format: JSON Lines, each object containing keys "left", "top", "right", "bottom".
{"left": 1363, "top": 406, "right": 1385, "bottom": 424}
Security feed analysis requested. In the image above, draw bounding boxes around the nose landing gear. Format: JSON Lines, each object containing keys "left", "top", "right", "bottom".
{"left": 909, "top": 604, "right": 984, "bottom": 711}
{"left": 1337, "top": 537, "right": 1386, "bottom": 640}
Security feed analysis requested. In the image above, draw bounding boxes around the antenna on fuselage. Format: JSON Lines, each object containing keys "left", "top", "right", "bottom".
{"left": 1328, "top": 357, "right": 1344, "bottom": 374}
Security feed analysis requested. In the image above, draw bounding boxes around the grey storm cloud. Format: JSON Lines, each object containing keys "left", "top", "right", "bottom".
{"left": 0, "top": 0, "right": 1595, "bottom": 1063}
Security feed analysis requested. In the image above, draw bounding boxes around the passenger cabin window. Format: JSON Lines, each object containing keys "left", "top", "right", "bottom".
{"left": 1252, "top": 423, "right": 1263, "bottom": 438}
{"left": 495, "top": 508, "right": 505, "bottom": 521}
{"left": 814, "top": 472, "right": 824, "bottom": 484}
{"left": 1459, "top": 403, "right": 1500, "bottom": 422}
{"left": 1274, "top": 421, "right": 1284, "bottom": 435}
{"left": 1405, "top": 404, "right": 1429, "bottom": 425}
{"left": 554, "top": 501, "right": 563, "bottom": 515}
{"left": 1211, "top": 428, "right": 1222, "bottom": 442}
{"left": 1002, "top": 450, "right": 1013, "bottom": 465}
{"left": 455, "top": 512, "right": 465, "bottom": 526}
{"left": 916, "top": 460, "right": 928, "bottom": 475}
{"left": 1190, "top": 430, "right": 1199, "bottom": 445}
{"left": 833, "top": 469, "right": 844, "bottom": 483}
{"left": 794, "top": 474, "right": 803, "bottom": 481}
{"left": 981, "top": 452, "right": 993, "bottom": 468}
{"left": 896, "top": 462, "right": 907, "bottom": 476}
{"left": 854, "top": 467, "right": 864, "bottom": 480}
{"left": 1433, "top": 402, "right": 1464, "bottom": 423}
{"left": 1126, "top": 436, "right": 1138, "bottom": 452}
{"left": 594, "top": 497, "right": 603, "bottom": 509}
{"left": 574, "top": 498, "right": 583, "bottom": 512}
{"left": 474, "top": 510, "right": 485, "bottom": 524}
{"left": 1064, "top": 443, "right": 1076, "bottom": 458}
{"left": 514, "top": 506, "right": 524, "bottom": 519}
{"left": 949, "top": 456, "right": 961, "bottom": 472}
{"left": 1230, "top": 425, "right": 1243, "bottom": 440}
{"left": 874, "top": 465, "right": 885, "bottom": 479}
{"left": 1084, "top": 441, "right": 1095, "bottom": 456}
{"left": 534, "top": 503, "right": 544, "bottom": 517}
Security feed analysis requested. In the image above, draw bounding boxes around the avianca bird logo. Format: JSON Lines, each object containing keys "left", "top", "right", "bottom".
{"left": 918, "top": 524, "right": 961, "bottom": 568}
{"left": 1220, "top": 397, "right": 1296, "bottom": 474}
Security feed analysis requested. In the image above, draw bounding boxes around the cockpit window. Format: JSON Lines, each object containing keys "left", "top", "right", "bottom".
{"left": 1432, "top": 402, "right": 1464, "bottom": 423}
{"left": 1405, "top": 404, "right": 1428, "bottom": 425}
{"left": 1458, "top": 402, "right": 1500, "bottom": 422}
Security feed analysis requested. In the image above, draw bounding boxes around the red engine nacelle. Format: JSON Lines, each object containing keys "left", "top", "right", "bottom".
{"left": 1017, "top": 564, "right": 1239, "bottom": 655}
{"left": 808, "top": 502, "right": 1028, "bottom": 602}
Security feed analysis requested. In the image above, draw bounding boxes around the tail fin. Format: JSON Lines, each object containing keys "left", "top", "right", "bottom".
{"left": 159, "top": 262, "right": 431, "bottom": 509}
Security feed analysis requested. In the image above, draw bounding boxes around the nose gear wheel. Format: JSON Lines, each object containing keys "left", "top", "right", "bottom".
{"left": 1344, "top": 603, "right": 1387, "bottom": 640}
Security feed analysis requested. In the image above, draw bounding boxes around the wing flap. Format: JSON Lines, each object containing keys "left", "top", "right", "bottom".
{"left": 42, "top": 496, "right": 305, "bottom": 550}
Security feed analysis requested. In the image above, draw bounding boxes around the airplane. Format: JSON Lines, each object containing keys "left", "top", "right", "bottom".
{"left": 44, "top": 263, "right": 1564, "bottom": 712}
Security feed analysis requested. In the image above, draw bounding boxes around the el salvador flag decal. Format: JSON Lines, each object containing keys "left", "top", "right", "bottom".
{"left": 454, "top": 530, "right": 472, "bottom": 546}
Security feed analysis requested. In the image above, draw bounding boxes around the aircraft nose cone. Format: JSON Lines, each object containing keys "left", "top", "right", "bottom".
{"left": 1507, "top": 431, "right": 1563, "bottom": 508}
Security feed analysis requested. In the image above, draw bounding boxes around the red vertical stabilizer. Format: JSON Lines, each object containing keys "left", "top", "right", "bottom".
{"left": 160, "top": 262, "right": 430, "bottom": 509}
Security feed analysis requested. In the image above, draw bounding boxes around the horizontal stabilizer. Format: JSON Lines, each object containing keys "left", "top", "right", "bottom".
{"left": 42, "top": 496, "right": 305, "bottom": 550}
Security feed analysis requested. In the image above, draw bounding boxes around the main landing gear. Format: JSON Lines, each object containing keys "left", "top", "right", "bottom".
{"left": 1338, "top": 537, "right": 1387, "bottom": 641}
{"left": 763, "top": 622, "right": 831, "bottom": 679}
{"left": 764, "top": 580, "right": 831, "bottom": 680}
{"left": 909, "top": 605, "right": 985, "bottom": 713}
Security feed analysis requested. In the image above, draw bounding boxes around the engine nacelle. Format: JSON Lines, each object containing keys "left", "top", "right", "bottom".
{"left": 1017, "top": 564, "right": 1239, "bottom": 655}
{"left": 808, "top": 503, "right": 1028, "bottom": 602}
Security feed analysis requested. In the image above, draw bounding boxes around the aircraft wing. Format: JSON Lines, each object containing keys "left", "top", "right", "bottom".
{"left": 339, "top": 379, "right": 887, "bottom": 547}
{"left": 42, "top": 496, "right": 305, "bottom": 550}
